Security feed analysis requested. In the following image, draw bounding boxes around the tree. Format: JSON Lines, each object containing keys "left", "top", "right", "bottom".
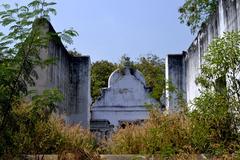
{"left": 118, "top": 54, "right": 136, "bottom": 76}
{"left": 91, "top": 55, "right": 165, "bottom": 103}
{"left": 135, "top": 54, "right": 165, "bottom": 102}
{"left": 0, "top": 0, "right": 77, "bottom": 157}
{"left": 191, "top": 31, "right": 240, "bottom": 154}
{"left": 91, "top": 60, "right": 117, "bottom": 102}
{"left": 119, "top": 54, "right": 135, "bottom": 68}
{"left": 179, "top": 0, "right": 217, "bottom": 33}
{"left": 196, "top": 31, "right": 240, "bottom": 103}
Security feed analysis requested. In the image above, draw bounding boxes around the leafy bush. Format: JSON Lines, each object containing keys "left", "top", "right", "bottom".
{"left": 0, "top": 0, "right": 78, "bottom": 158}
{"left": 0, "top": 88, "right": 63, "bottom": 157}
{"left": 190, "top": 31, "right": 240, "bottom": 156}
{"left": 12, "top": 115, "right": 97, "bottom": 156}
{"left": 0, "top": 89, "right": 97, "bottom": 159}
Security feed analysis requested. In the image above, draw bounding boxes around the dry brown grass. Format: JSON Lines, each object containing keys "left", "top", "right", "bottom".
{"left": 50, "top": 116, "right": 97, "bottom": 153}
{"left": 107, "top": 109, "right": 192, "bottom": 157}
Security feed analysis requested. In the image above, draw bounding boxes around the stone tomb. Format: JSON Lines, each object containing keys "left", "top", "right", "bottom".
{"left": 91, "top": 67, "right": 158, "bottom": 134}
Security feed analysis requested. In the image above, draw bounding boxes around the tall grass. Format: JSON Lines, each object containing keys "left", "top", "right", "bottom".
{"left": 10, "top": 105, "right": 98, "bottom": 158}
{"left": 105, "top": 106, "right": 240, "bottom": 159}
{"left": 48, "top": 116, "right": 98, "bottom": 153}
{"left": 107, "top": 108, "right": 192, "bottom": 158}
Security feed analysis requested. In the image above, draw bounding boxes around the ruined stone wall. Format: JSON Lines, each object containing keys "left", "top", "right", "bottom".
{"left": 34, "top": 20, "right": 91, "bottom": 128}
{"left": 67, "top": 56, "right": 91, "bottom": 127}
{"left": 165, "top": 54, "right": 186, "bottom": 112}
{"left": 166, "top": 0, "right": 240, "bottom": 109}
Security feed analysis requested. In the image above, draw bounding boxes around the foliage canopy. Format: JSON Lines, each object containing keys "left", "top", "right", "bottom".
{"left": 91, "top": 60, "right": 118, "bottom": 101}
{"left": 179, "top": 0, "right": 217, "bottom": 33}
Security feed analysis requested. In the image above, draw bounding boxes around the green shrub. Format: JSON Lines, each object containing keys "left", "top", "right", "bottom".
{"left": 2, "top": 96, "right": 97, "bottom": 158}
{"left": 189, "top": 91, "right": 240, "bottom": 155}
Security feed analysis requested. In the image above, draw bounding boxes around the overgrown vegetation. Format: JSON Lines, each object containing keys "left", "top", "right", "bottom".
{"left": 107, "top": 109, "right": 191, "bottom": 158}
{"left": 100, "top": 31, "right": 240, "bottom": 159}
{"left": 4, "top": 98, "right": 97, "bottom": 159}
{"left": 0, "top": 0, "right": 96, "bottom": 159}
{"left": 1, "top": 0, "right": 240, "bottom": 159}
{"left": 103, "top": 102, "right": 239, "bottom": 159}
{"left": 135, "top": 54, "right": 165, "bottom": 101}
{"left": 192, "top": 31, "right": 240, "bottom": 155}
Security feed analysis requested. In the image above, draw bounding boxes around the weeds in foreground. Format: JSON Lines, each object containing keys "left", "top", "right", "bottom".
{"left": 107, "top": 108, "right": 191, "bottom": 158}
{"left": 103, "top": 107, "right": 240, "bottom": 159}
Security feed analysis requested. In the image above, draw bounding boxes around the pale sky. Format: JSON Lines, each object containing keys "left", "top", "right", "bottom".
{"left": 1, "top": 0, "right": 195, "bottom": 62}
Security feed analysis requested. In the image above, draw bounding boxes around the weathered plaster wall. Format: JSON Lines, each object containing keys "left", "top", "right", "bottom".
{"left": 165, "top": 54, "right": 186, "bottom": 112}
{"left": 95, "top": 68, "right": 155, "bottom": 106}
{"left": 91, "top": 67, "right": 157, "bottom": 129}
{"left": 92, "top": 106, "right": 149, "bottom": 129}
{"left": 65, "top": 56, "right": 91, "bottom": 127}
{"left": 34, "top": 20, "right": 91, "bottom": 128}
{"left": 166, "top": 0, "right": 240, "bottom": 109}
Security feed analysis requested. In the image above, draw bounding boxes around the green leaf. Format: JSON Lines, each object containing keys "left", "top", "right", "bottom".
{"left": 0, "top": 32, "right": 4, "bottom": 37}
{"left": 63, "top": 29, "right": 79, "bottom": 37}
{"left": 27, "top": 0, "right": 41, "bottom": 8}
{"left": 0, "top": 18, "right": 16, "bottom": 26}
{"left": 19, "top": 6, "right": 29, "bottom": 12}
{"left": 43, "top": 2, "right": 57, "bottom": 6}
{"left": 19, "top": 19, "right": 33, "bottom": 26}
{"left": 46, "top": 8, "right": 57, "bottom": 15}
{"left": 0, "top": 14, "right": 11, "bottom": 19}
